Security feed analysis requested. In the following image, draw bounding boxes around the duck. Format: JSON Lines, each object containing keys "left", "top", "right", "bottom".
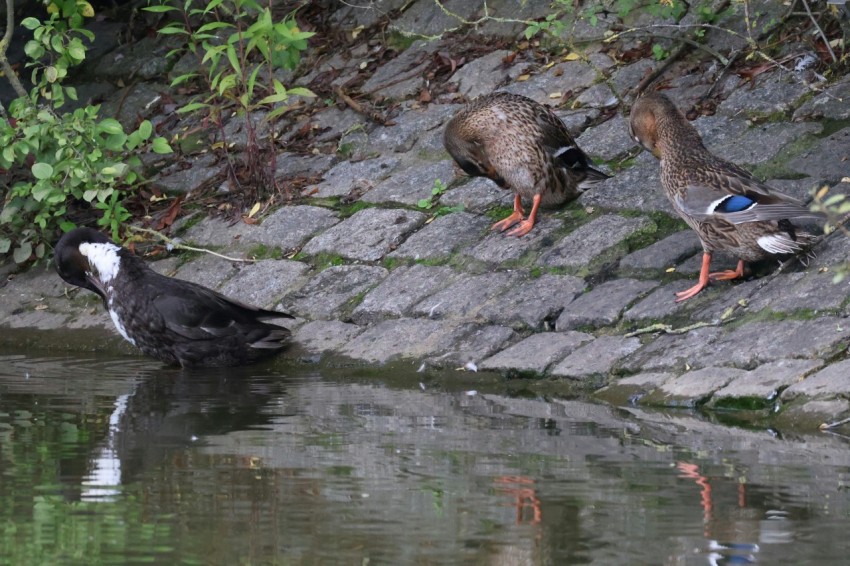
{"left": 54, "top": 227, "right": 293, "bottom": 367}
{"left": 629, "top": 92, "right": 823, "bottom": 302}
{"left": 444, "top": 92, "right": 610, "bottom": 237}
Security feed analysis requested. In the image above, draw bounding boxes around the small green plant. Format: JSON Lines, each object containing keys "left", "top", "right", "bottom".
{"left": 0, "top": 7, "right": 172, "bottom": 263}
{"left": 417, "top": 179, "right": 463, "bottom": 216}
{"left": 145, "top": 0, "right": 316, "bottom": 199}
{"left": 811, "top": 184, "right": 850, "bottom": 282}
{"left": 417, "top": 179, "right": 449, "bottom": 209}
{"left": 651, "top": 43, "right": 669, "bottom": 60}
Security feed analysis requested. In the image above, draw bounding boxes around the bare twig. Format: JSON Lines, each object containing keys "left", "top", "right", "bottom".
{"left": 127, "top": 226, "right": 256, "bottom": 263}
{"left": 801, "top": 0, "right": 838, "bottom": 63}
{"left": 820, "top": 415, "right": 850, "bottom": 430}
{"left": 625, "top": 319, "right": 732, "bottom": 338}
{"left": 0, "top": 0, "right": 28, "bottom": 101}
{"left": 334, "top": 86, "right": 395, "bottom": 126}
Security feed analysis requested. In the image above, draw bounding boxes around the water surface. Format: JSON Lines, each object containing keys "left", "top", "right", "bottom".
{"left": 1, "top": 351, "right": 848, "bottom": 565}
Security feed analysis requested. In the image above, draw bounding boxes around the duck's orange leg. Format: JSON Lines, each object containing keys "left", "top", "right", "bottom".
{"left": 675, "top": 252, "right": 712, "bottom": 302}
{"left": 491, "top": 194, "right": 525, "bottom": 232}
{"left": 506, "top": 194, "right": 542, "bottom": 237}
{"left": 709, "top": 259, "right": 745, "bottom": 281}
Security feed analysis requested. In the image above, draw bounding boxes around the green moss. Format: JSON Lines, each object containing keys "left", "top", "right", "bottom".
{"left": 529, "top": 266, "right": 543, "bottom": 278}
{"left": 382, "top": 256, "right": 411, "bottom": 270}
{"left": 386, "top": 32, "right": 417, "bottom": 51}
{"left": 338, "top": 201, "right": 373, "bottom": 218}
{"left": 174, "top": 211, "right": 205, "bottom": 234}
{"left": 819, "top": 118, "right": 850, "bottom": 137}
{"left": 416, "top": 256, "right": 450, "bottom": 267}
{"left": 749, "top": 133, "right": 822, "bottom": 179}
{"left": 485, "top": 205, "right": 515, "bottom": 221}
{"left": 302, "top": 252, "right": 346, "bottom": 270}
{"left": 745, "top": 109, "right": 789, "bottom": 125}
{"left": 309, "top": 197, "right": 341, "bottom": 209}
{"left": 246, "top": 244, "right": 283, "bottom": 260}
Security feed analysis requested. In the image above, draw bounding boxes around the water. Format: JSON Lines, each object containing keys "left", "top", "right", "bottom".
{"left": 1, "top": 351, "right": 849, "bottom": 565}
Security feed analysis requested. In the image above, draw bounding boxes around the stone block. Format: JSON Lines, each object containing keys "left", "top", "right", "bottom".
{"left": 301, "top": 208, "right": 427, "bottom": 261}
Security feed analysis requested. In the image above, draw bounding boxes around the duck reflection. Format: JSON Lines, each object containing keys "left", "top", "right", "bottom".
{"left": 82, "top": 365, "right": 288, "bottom": 498}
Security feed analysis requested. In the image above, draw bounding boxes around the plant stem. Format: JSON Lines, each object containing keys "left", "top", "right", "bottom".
{"left": 127, "top": 225, "right": 256, "bottom": 263}
{"left": 0, "top": 0, "right": 29, "bottom": 102}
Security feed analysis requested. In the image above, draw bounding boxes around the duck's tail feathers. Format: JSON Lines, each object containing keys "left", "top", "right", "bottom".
{"left": 578, "top": 166, "right": 612, "bottom": 190}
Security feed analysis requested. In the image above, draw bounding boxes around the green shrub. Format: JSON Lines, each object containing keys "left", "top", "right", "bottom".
{"left": 144, "top": 0, "right": 316, "bottom": 198}
{"left": 0, "top": 7, "right": 172, "bottom": 263}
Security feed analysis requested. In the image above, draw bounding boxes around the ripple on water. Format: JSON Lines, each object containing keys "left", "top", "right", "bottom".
{"left": 1, "top": 350, "right": 850, "bottom": 564}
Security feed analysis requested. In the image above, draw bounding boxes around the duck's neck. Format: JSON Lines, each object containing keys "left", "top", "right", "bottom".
{"left": 656, "top": 115, "right": 707, "bottom": 165}
{"left": 80, "top": 241, "right": 123, "bottom": 286}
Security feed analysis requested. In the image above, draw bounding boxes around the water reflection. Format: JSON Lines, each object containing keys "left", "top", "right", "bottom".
{"left": 1, "top": 352, "right": 849, "bottom": 564}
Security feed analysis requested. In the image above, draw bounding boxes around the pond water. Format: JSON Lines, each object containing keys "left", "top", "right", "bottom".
{"left": 1, "top": 350, "right": 849, "bottom": 565}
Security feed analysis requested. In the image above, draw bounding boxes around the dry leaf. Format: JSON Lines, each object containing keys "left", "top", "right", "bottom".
{"left": 248, "top": 202, "right": 261, "bottom": 218}
{"left": 548, "top": 92, "right": 562, "bottom": 99}
{"left": 516, "top": 74, "right": 530, "bottom": 82}
{"left": 562, "top": 52, "right": 580, "bottom": 61}
{"left": 543, "top": 61, "right": 555, "bottom": 69}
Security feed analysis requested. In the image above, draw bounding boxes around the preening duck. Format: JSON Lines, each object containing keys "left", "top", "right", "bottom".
{"left": 54, "top": 227, "right": 293, "bottom": 367}
{"left": 629, "top": 92, "right": 822, "bottom": 302}
{"left": 444, "top": 92, "right": 610, "bottom": 237}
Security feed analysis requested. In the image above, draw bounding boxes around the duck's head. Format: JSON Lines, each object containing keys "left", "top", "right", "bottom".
{"left": 54, "top": 227, "right": 121, "bottom": 301}
{"left": 629, "top": 93, "right": 703, "bottom": 160}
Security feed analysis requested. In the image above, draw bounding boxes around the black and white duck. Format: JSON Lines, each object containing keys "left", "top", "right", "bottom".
{"left": 54, "top": 227, "right": 293, "bottom": 367}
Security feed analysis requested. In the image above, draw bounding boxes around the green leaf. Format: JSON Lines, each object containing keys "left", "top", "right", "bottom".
{"left": 170, "top": 73, "right": 198, "bottom": 87}
{"left": 138, "top": 120, "right": 153, "bottom": 140}
{"left": 32, "top": 162, "right": 54, "bottom": 180}
{"left": 157, "top": 24, "right": 189, "bottom": 35}
{"left": 98, "top": 118, "right": 124, "bottom": 135}
{"left": 225, "top": 44, "right": 242, "bottom": 78}
{"left": 258, "top": 92, "right": 289, "bottom": 105}
{"left": 0, "top": 238, "right": 10, "bottom": 254}
{"left": 151, "top": 137, "right": 173, "bottom": 154}
{"left": 287, "top": 87, "right": 316, "bottom": 98}
{"left": 267, "top": 106, "right": 290, "bottom": 120}
{"left": 21, "top": 17, "right": 41, "bottom": 30}
{"left": 105, "top": 132, "right": 128, "bottom": 151}
{"left": 204, "top": 0, "right": 225, "bottom": 14}
{"left": 177, "top": 102, "right": 210, "bottom": 113}
{"left": 143, "top": 4, "right": 178, "bottom": 12}
{"left": 197, "top": 21, "right": 233, "bottom": 33}
{"left": 13, "top": 242, "right": 32, "bottom": 264}
{"left": 83, "top": 189, "right": 98, "bottom": 201}
{"left": 24, "top": 40, "right": 45, "bottom": 59}
{"left": 68, "top": 45, "right": 86, "bottom": 61}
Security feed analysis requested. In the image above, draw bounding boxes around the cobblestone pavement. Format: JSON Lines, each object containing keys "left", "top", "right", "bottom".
{"left": 2, "top": 0, "right": 849, "bottom": 431}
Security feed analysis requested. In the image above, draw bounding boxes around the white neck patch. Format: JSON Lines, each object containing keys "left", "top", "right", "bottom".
{"left": 79, "top": 242, "right": 122, "bottom": 284}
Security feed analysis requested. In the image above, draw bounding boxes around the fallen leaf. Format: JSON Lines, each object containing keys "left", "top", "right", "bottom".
{"left": 665, "top": 267, "right": 676, "bottom": 273}
{"left": 248, "top": 202, "right": 261, "bottom": 218}
{"left": 548, "top": 91, "right": 562, "bottom": 99}
{"left": 543, "top": 61, "right": 555, "bottom": 69}
{"left": 562, "top": 52, "right": 581, "bottom": 61}
{"left": 516, "top": 74, "right": 530, "bottom": 81}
